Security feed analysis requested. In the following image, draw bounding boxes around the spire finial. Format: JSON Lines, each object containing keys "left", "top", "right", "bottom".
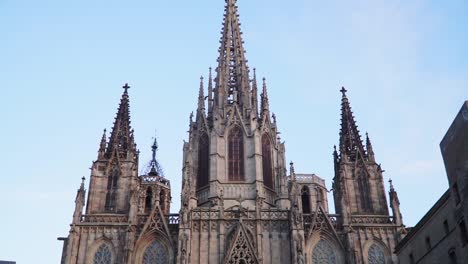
{"left": 80, "top": 176, "right": 85, "bottom": 190}
{"left": 340, "top": 86, "right": 347, "bottom": 96}
{"left": 290, "top": 161, "right": 296, "bottom": 180}
{"left": 149, "top": 135, "right": 159, "bottom": 175}
{"left": 389, "top": 178, "right": 394, "bottom": 191}
{"left": 123, "top": 83, "right": 130, "bottom": 93}
{"left": 261, "top": 77, "right": 270, "bottom": 114}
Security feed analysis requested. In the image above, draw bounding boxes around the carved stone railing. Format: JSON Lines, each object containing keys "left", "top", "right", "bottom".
{"left": 141, "top": 175, "right": 170, "bottom": 186}
{"left": 287, "top": 174, "right": 325, "bottom": 186}
{"left": 350, "top": 215, "right": 394, "bottom": 225}
{"left": 222, "top": 183, "right": 256, "bottom": 200}
{"left": 302, "top": 213, "right": 340, "bottom": 232}
{"left": 168, "top": 214, "right": 180, "bottom": 225}
{"left": 81, "top": 214, "right": 128, "bottom": 224}
{"left": 264, "top": 187, "right": 276, "bottom": 205}
{"left": 196, "top": 187, "right": 210, "bottom": 204}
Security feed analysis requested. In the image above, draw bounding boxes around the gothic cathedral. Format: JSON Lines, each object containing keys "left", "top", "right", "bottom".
{"left": 59, "top": 0, "right": 406, "bottom": 263}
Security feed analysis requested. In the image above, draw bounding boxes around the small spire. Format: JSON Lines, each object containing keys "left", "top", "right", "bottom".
{"left": 208, "top": 67, "right": 213, "bottom": 115}
{"left": 366, "top": 132, "right": 375, "bottom": 162}
{"left": 389, "top": 179, "right": 394, "bottom": 191}
{"left": 98, "top": 129, "right": 107, "bottom": 158}
{"left": 261, "top": 77, "right": 270, "bottom": 114}
{"left": 251, "top": 68, "right": 259, "bottom": 117}
{"left": 80, "top": 176, "right": 85, "bottom": 190}
{"left": 149, "top": 136, "right": 159, "bottom": 176}
{"left": 290, "top": 161, "right": 296, "bottom": 180}
{"left": 198, "top": 76, "right": 205, "bottom": 112}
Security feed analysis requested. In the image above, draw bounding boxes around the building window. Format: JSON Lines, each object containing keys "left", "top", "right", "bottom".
{"left": 301, "top": 186, "right": 311, "bottom": 214}
{"left": 409, "top": 253, "right": 415, "bottom": 264}
{"left": 145, "top": 187, "right": 152, "bottom": 213}
{"left": 94, "top": 243, "right": 112, "bottom": 264}
{"left": 228, "top": 126, "right": 244, "bottom": 181}
{"left": 425, "top": 236, "right": 431, "bottom": 250}
{"left": 197, "top": 133, "right": 210, "bottom": 188}
{"left": 159, "top": 190, "right": 166, "bottom": 214}
{"left": 449, "top": 248, "right": 457, "bottom": 264}
{"left": 312, "top": 239, "right": 337, "bottom": 264}
{"left": 453, "top": 183, "right": 461, "bottom": 205}
{"left": 262, "top": 134, "right": 273, "bottom": 189}
{"left": 143, "top": 240, "right": 169, "bottom": 264}
{"left": 368, "top": 244, "right": 385, "bottom": 264}
{"left": 358, "top": 170, "right": 372, "bottom": 212}
{"left": 444, "top": 220, "right": 450, "bottom": 235}
{"left": 459, "top": 220, "right": 468, "bottom": 246}
{"left": 105, "top": 168, "right": 119, "bottom": 211}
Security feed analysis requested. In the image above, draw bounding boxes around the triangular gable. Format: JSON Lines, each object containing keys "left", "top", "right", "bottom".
{"left": 139, "top": 205, "right": 173, "bottom": 247}
{"left": 307, "top": 204, "right": 345, "bottom": 251}
{"left": 224, "top": 221, "right": 259, "bottom": 264}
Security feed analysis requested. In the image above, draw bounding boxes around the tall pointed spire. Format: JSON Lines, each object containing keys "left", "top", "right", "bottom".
{"left": 214, "top": 0, "right": 251, "bottom": 112}
{"left": 260, "top": 77, "right": 270, "bottom": 115}
{"left": 149, "top": 136, "right": 160, "bottom": 176}
{"left": 339, "top": 87, "right": 366, "bottom": 162}
{"left": 106, "top": 83, "right": 136, "bottom": 159}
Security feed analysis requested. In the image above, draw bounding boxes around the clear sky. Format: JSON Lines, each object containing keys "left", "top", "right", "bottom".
{"left": 1, "top": 0, "right": 467, "bottom": 263}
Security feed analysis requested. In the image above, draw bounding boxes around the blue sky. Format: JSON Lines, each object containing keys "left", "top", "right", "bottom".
{"left": 1, "top": 0, "right": 467, "bottom": 263}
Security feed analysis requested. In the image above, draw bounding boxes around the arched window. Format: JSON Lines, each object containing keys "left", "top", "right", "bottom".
{"left": 105, "top": 168, "right": 119, "bottom": 211}
{"left": 145, "top": 187, "right": 152, "bottom": 213}
{"left": 262, "top": 134, "right": 273, "bottom": 189}
{"left": 94, "top": 243, "right": 112, "bottom": 264}
{"left": 143, "top": 240, "right": 169, "bottom": 264}
{"left": 368, "top": 244, "right": 385, "bottom": 264}
{"left": 301, "top": 186, "right": 311, "bottom": 214}
{"left": 312, "top": 239, "right": 337, "bottom": 264}
{"left": 358, "top": 170, "right": 372, "bottom": 212}
{"left": 197, "top": 133, "right": 210, "bottom": 188}
{"left": 159, "top": 190, "right": 166, "bottom": 213}
{"left": 228, "top": 126, "right": 244, "bottom": 181}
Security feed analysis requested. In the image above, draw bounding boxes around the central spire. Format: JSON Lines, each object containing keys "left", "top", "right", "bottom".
{"left": 214, "top": 0, "right": 251, "bottom": 113}
{"left": 339, "top": 87, "right": 366, "bottom": 161}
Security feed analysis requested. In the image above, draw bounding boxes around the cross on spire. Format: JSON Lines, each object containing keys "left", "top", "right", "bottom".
{"left": 340, "top": 86, "right": 347, "bottom": 96}
{"left": 123, "top": 83, "right": 130, "bottom": 93}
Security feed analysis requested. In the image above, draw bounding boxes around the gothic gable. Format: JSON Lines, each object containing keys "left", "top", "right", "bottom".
{"left": 224, "top": 221, "right": 259, "bottom": 264}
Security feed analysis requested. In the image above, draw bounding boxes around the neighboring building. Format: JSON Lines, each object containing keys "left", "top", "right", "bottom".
{"left": 395, "top": 101, "right": 468, "bottom": 263}
{"left": 0, "top": 261, "right": 16, "bottom": 264}
{"left": 58, "top": 0, "right": 405, "bottom": 263}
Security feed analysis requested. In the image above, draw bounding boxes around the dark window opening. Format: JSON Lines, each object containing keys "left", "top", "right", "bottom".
{"left": 449, "top": 249, "right": 457, "bottom": 264}
{"left": 444, "top": 220, "right": 450, "bottom": 235}
{"left": 459, "top": 220, "right": 468, "bottom": 246}
{"left": 301, "top": 186, "right": 311, "bottom": 214}
{"left": 197, "top": 133, "right": 210, "bottom": 188}
{"left": 160, "top": 190, "right": 166, "bottom": 214}
{"left": 425, "top": 236, "right": 431, "bottom": 251}
{"left": 409, "top": 253, "right": 415, "bottom": 264}
{"left": 228, "top": 126, "right": 244, "bottom": 181}
{"left": 262, "top": 134, "right": 273, "bottom": 189}
{"left": 145, "top": 188, "right": 152, "bottom": 213}
{"left": 358, "top": 170, "right": 372, "bottom": 212}
{"left": 453, "top": 183, "right": 461, "bottom": 205}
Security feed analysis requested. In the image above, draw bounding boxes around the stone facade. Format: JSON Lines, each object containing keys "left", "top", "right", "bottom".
{"left": 395, "top": 101, "right": 468, "bottom": 264}
{"left": 58, "top": 1, "right": 405, "bottom": 263}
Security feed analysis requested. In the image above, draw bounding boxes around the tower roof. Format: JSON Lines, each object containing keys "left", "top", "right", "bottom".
{"left": 106, "top": 83, "right": 136, "bottom": 158}
{"left": 214, "top": 0, "right": 251, "bottom": 110}
{"left": 339, "top": 87, "right": 366, "bottom": 161}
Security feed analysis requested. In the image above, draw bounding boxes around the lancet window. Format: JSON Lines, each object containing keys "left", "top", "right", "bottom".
{"left": 93, "top": 243, "right": 112, "bottom": 264}
{"left": 358, "top": 170, "right": 372, "bottom": 212}
{"left": 312, "top": 239, "right": 337, "bottom": 264}
{"left": 262, "top": 134, "right": 273, "bottom": 189}
{"left": 145, "top": 187, "right": 152, "bottom": 213}
{"left": 105, "top": 167, "right": 119, "bottom": 211}
{"left": 197, "top": 133, "right": 210, "bottom": 188}
{"left": 301, "top": 186, "right": 311, "bottom": 214}
{"left": 143, "top": 240, "right": 169, "bottom": 264}
{"left": 228, "top": 126, "right": 244, "bottom": 181}
{"left": 368, "top": 244, "right": 385, "bottom": 264}
{"left": 159, "top": 190, "right": 166, "bottom": 214}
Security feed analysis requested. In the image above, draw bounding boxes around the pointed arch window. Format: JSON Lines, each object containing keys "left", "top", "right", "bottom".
{"left": 228, "top": 126, "right": 244, "bottom": 181}
{"left": 368, "top": 244, "right": 386, "bottom": 264}
{"left": 301, "top": 186, "right": 311, "bottom": 214}
{"left": 358, "top": 170, "right": 372, "bottom": 212}
{"left": 312, "top": 239, "right": 337, "bottom": 264}
{"left": 143, "top": 240, "right": 169, "bottom": 264}
{"left": 145, "top": 187, "right": 152, "bottom": 213}
{"left": 159, "top": 190, "right": 166, "bottom": 214}
{"left": 105, "top": 167, "right": 119, "bottom": 211}
{"left": 197, "top": 133, "right": 210, "bottom": 188}
{"left": 262, "top": 134, "right": 273, "bottom": 189}
{"left": 94, "top": 243, "right": 112, "bottom": 264}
